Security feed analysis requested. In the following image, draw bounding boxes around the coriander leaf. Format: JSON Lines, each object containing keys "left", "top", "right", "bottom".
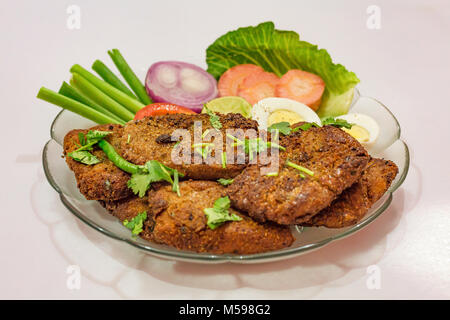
{"left": 228, "top": 134, "right": 285, "bottom": 161}
{"left": 127, "top": 172, "right": 152, "bottom": 197}
{"left": 204, "top": 196, "right": 241, "bottom": 230}
{"left": 217, "top": 178, "right": 234, "bottom": 186}
{"left": 206, "top": 22, "right": 359, "bottom": 117}
{"left": 85, "top": 130, "right": 112, "bottom": 143}
{"left": 292, "top": 122, "right": 320, "bottom": 133}
{"left": 285, "top": 160, "right": 314, "bottom": 176}
{"left": 214, "top": 196, "right": 231, "bottom": 211}
{"left": 204, "top": 106, "right": 222, "bottom": 129}
{"left": 321, "top": 117, "right": 353, "bottom": 129}
{"left": 67, "top": 150, "right": 101, "bottom": 165}
{"left": 127, "top": 160, "right": 183, "bottom": 197}
{"left": 78, "top": 132, "right": 86, "bottom": 146}
{"left": 268, "top": 122, "right": 291, "bottom": 135}
{"left": 123, "top": 211, "right": 147, "bottom": 236}
{"left": 193, "top": 143, "right": 213, "bottom": 160}
{"left": 68, "top": 131, "right": 113, "bottom": 165}
{"left": 73, "top": 130, "right": 113, "bottom": 153}
{"left": 172, "top": 170, "right": 180, "bottom": 196}
{"left": 221, "top": 151, "right": 227, "bottom": 169}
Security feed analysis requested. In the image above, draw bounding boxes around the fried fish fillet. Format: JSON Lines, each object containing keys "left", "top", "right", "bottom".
{"left": 227, "top": 125, "right": 370, "bottom": 225}
{"left": 302, "top": 158, "right": 398, "bottom": 228}
{"left": 104, "top": 181, "right": 294, "bottom": 254}
{"left": 63, "top": 124, "right": 132, "bottom": 201}
{"left": 63, "top": 113, "right": 258, "bottom": 200}
{"left": 120, "top": 113, "right": 259, "bottom": 180}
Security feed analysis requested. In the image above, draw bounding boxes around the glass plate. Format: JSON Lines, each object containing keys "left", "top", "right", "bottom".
{"left": 42, "top": 89, "right": 409, "bottom": 263}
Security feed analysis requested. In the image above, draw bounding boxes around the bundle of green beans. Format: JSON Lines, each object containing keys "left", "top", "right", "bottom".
{"left": 37, "top": 49, "right": 152, "bottom": 125}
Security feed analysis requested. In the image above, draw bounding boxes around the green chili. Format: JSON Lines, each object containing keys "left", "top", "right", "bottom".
{"left": 97, "top": 140, "right": 143, "bottom": 174}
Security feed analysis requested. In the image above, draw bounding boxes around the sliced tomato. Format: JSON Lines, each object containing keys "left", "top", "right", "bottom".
{"left": 134, "top": 103, "right": 196, "bottom": 120}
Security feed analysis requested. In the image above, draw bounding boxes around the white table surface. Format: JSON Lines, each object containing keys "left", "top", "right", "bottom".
{"left": 1, "top": 0, "right": 449, "bottom": 299}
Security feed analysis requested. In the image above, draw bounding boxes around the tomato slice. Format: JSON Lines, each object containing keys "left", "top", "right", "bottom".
{"left": 134, "top": 103, "right": 196, "bottom": 120}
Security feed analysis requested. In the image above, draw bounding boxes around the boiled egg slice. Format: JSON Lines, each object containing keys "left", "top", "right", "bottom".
{"left": 252, "top": 97, "right": 322, "bottom": 130}
{"left": 335, "top": 113, "right": 379, "bottom": 147}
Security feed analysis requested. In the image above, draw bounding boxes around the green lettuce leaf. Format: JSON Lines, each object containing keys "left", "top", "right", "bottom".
{"left": 206, "top": 22, "right": 359, "bottom": 117}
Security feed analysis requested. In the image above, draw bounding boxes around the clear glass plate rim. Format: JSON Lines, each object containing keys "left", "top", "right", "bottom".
{"left": 42, "top": 92, "right": 410, "bottom": 263}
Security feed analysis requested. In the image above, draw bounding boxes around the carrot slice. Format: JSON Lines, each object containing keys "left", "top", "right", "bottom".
{"left": 218, "top": 64, "right": 265, "bottom": 97}
{"left": 275, "top": 70, "right": 325, "bottom": 110}
{"left": 237, "top": 71, "right": 279, "bottom": 105}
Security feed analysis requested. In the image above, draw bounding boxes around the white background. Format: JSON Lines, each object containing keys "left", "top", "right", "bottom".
{"left": 0, "top": 0, "right": 449, "bottom": 299}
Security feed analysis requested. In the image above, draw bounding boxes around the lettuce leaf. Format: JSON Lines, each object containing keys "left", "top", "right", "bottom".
{"left": 206, "top": 22, "right": 359, "bottom": 117}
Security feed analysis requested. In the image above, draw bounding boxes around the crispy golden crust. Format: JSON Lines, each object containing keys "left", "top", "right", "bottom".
{"left": 227, "top": 125, "right": 370, "bottom": 225}
{"left": 104, "top": 181, "right": 294, "bottom": 254}
{"left": 63, "top": 124, "right": 132, "bottom": 201}
{"left": 303, "top": 158, "right": 398, "bottom": 228}
{"left": 120, "top": 113, "right": 259, "bottom": 180}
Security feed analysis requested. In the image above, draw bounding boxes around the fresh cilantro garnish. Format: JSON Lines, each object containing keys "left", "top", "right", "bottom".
{"left": 78, "top": 130, "right": 112, "bottom": 151}
{"left": 321, "top": 117, "right": 353, "bottom": 129}
{"left": 127, "top": 160, "right": 182, "bottom": 197}
{"left": 192, "top": 143, "right": 214, "bottom": 160}
{"left": 123, "top": 211, "right": 147, "bottom": 236}
{"left": 67, "top": 150, "right": 101, "bottom": 165}
{"left": 172, "top": 170, "right": 180, "bottom": 195}
{"left": 268, "top": 121, "right": 321, "bottom": 136}
{"left": 292, "top": 122, "right": 321, "bottom": 133}
{"left": 204, "top": 106, "right": 222, "bottom": 129}
{"left": 227, "top": 134, "right": 285, "bottom": 161}
{"left": 204, "top": 196, "right": 242, "bottom": 229}
{"left": 221, "top": 151, "right": 227, "bottom": 169}
{"left": 267, "top": 122, "right": 320, "bottom": 136}
{"left": 68, "top": 130, "right": 112, "bottom": 165}
{"left": 268, "top": 122, "right": 291, "bottom": 135}
{"left": 78, "top": 132, "right": 86, "bottom": 146}
{"left": 202, "top": 129, "right": 211, "bottom": 139}
{"left": 217, "top": 178, "right": 233, "bottom": 186}
{"left": 285, "top": 160, "right": 314, "bottom": 177}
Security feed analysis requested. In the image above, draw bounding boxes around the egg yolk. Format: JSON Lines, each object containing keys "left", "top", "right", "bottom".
{"left": 343, "top": 125, "right": 370, "bottom": 142}
{"left": 267, "top": 109, "right": 304, "bottom": 126}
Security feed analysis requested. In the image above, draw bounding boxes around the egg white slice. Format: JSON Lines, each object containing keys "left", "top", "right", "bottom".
{"left": 252, "top": 97, "right": 322, "bottom": 130}
{"left": 348, "top": 96, "right": 400, "bottom": 154}
{"left": 336, "top": 113, "right": 380, "bottom": 147}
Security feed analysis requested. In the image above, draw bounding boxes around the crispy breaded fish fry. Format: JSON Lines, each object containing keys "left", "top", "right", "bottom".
{"left": 63, "top": 124, "right": 132, "bottom": 201}
{"left": 302, "top": 158, "right": 398, "bottom": 228}
{"left": 104, "top": 181, "right": 294, "bottom": 254}
{"left": 228, "top": 125, "right": 370, "bottom": 225}
{"left": 120, "top": 113, "right": 258, "bottom": 180}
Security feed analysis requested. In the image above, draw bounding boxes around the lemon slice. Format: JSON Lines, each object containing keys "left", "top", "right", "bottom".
{"left": 202, "top": 96, "right": 252, "bottom": 118}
